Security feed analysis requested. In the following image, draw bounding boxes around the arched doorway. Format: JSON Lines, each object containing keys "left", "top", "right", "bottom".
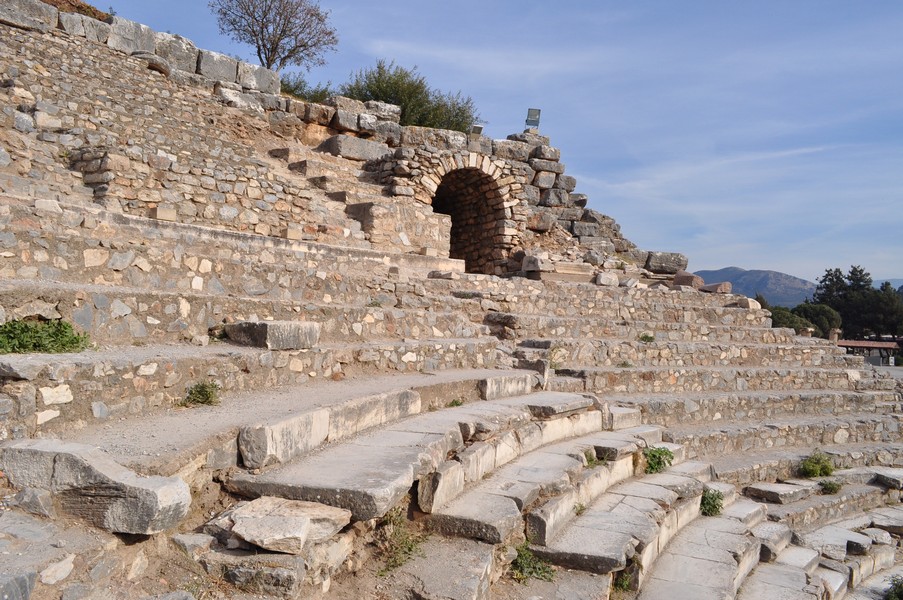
{"left": 432, "top": 168, "right": 510, "bottom": 275}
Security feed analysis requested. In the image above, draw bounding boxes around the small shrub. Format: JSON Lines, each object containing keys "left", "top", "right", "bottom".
{"left": 182, "top": 381, "right": 221, "bottom": 407}
{"left": 377, "top": 507, "right": 426, "bottom": 575}
{"left": 643, "top": 447, "right": 674, "bottom": 474}
{"left": 886, "top": 575, "right": 903, "bottom": 600}
{"left": 510, "top": 542, "right": 554, "bottom": 583}
{"left": 637, "top": 333, "right": 655, "bottom": 343}
{"left": 0, "top": 319, "right": 90, "bottom": 354}
{"left": 700, "top": 488, "right": 724, "bottom": 516}
{"left": 819, "top": 479, "right": 843, "bottom": 495}
{"left": 798, "top": 451, "right": 834, "bottom": 478}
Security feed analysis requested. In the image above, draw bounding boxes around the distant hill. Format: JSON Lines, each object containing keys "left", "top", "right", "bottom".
{"left": 693, "top": 267, "right": 817, "bottom": 308}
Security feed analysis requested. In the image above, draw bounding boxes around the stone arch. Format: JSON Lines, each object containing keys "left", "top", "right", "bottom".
{"left": 431, "top": 168, "right": 509, "bottom": 274}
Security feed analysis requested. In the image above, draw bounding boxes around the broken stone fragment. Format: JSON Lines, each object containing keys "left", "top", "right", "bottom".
{"left": 0, "top": 439, "right": 190, "bottom": 535}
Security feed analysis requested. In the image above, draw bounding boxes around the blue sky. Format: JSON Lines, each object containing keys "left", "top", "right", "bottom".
{"left": 106, "top": 1, "right": 903, "bottom": 283}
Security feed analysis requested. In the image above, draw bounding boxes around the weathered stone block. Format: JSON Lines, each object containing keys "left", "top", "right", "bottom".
{"left": 418, "top": 461, "right": 465, "bottom": 513}
{"left": 197, "top": 49, "right": 238, "bottom": 82}
{"left": 154, "top": 32, "right": 199, "bottom": 74}
{"left": 304, "top": 102, "right": 336, "bottom": 125}
{"left": 365, "top": 100, "right": 402, "bottom": 122}
{"left": 533, "top": 171, "right": 556, "bottom": 189}
{"left": 105, "top": 16, "right": 155, "bottom": 55}
{"left": 701, "top": 282, "right": 732, "bottom": 294}
{"left": 0, "top": 572, "right": 36, "bottom": 600}
{"left": 236, "top": 62, "right": 280, "bottom": 94}
{"left": 572, "top": 222, "right": 600, "bottom": 237}
{"left": 673, "top": 270, "right": 704, "bottom": 289}
{"left": 0, "top": 0, "right": 58, "bottom": 32}
{"left": 317, "top": 135, "right": 390, "bottom": 161}
{"left": 224, "top": 321, "right": 321, "bottom": 350}
{"left": 645, "top": 251, "right": 688, "bottom": 275}
{"left": 539, "top": 189, "right": 570, "bottom": 207}
{"left": 58, "top": 12, "right": 86, "bottom": 37}
{"left": 82, "top": 17, "right": 110, "bottom": 43}
{"left": 596, "top": 272, "right": 620, "bottom": 287}
{"left": 229, "top": 497, "right": 351, "bottom": 554}
{"left": 324, "top": 96, "right": 367, "bottom": 112}
{"left": 556, "top": 174, "right": 577, "bottom": 192}
{"left": 400, "top": 126, "right": 466, "bottom": 150}
{"left": 529, "top": 159, "right": 565, "bottom": 174}
{"left": 492, "top": 139, "right": 532, "bottom": 162}
{"left": 331, "top": 109, "right": 359, "bottom": 132}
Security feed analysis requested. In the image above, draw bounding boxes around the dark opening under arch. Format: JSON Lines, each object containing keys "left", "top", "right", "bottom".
{"left": 432, "top": 168, "right": 508, "bottom": 275}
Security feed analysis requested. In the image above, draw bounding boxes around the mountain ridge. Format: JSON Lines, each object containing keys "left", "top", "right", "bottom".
{"left": 693, "top": 267, "right": 816, "bottom": 308}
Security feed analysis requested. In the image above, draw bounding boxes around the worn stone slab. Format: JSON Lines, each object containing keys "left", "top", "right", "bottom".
{"left": 0, "top": 439, "right": 190, "bottom": 534}
{"left": 588, "top": 435, "right": 639, "bottom": 461}
{"left": 751, "top": 521, "right": 792, "bottom": 561}
{"left": 200, "top": 548, "right": 306, "bottom": 598}
{"left": 641, "top": 578, "right": 733, "bottom": 600}
{"left": 595, "top": 492, "right": 667, "bottom": 524}
{"left": 798, "top": 525, "right": 872, "bottom": 560}
{"left": 722, "top": 498, "right": 767, "bottom": 527}
{"left": 670, "top": 461, "right": 716, "bottom": 483}
{"left": 738, "top": 563, "right": 822, "bottom": 599}
{"left": 237, "top": 62, "right": 280, "bottom": 94}
{"left": 615, "top": 481, "right": 679, "bottom": 509}
{"left": 0, "top": 0, "right": 57, "bottom": 32}
{"left": 534, "top": 524, "right": 637, "bottom": 573}
{"left": 860, "top": 527, "right": 893, "bottom": 545}
{"left": 645, "top": 252, "right": 688, "bottom": 275}
{"left": 499, "top": 392, "right": 591, "bottom": 419}
{"left": 224, "top": 320, "right": 320, "bottom": 350}
{"left": 641, "top": 473, "right": 704, "bottom": 499}
{"left": 746, "top": 482, "right": 812, "bottom": 504}
{"left": 105, "top": 16, "right": 155, "bottom": 55}
{"left": 869, "top": 505, "right": 903, "bottom": 534}
{"left": 609, "top": 405, "right": 642, "bottom": 430}
{"left": 775, "top": 545, "right": 820, "bottom": 574}
{"left": 871, "top": 467, "right": 903, "bottom": 489}
{"left": 429, "top": 492, "right": 522, "bottom": 544}
{"left": 317, "top": 135, "right": 390, "bottom": 161}
{"left": 396, "top": 538, "right": 494, "bottom": 600}
{"left": 228, "top": 497, "right": 351, "bottom": 555}
{"left": 239, "top": 406, "right": 329, "bottom": 469}
{"left": 815, "top": 566, "right": 847, "bottom": 598}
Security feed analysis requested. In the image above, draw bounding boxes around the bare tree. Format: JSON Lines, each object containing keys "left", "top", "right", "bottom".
{"left": 209, "top": 0, "right": 338, "bottom": 72}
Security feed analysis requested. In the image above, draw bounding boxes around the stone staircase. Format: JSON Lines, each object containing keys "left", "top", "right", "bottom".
{"left": 2, "top": 6, "right": 903, "bottom": 600}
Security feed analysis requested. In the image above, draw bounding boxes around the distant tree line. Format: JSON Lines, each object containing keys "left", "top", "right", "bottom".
{"left": 762, "top": 266, "right": 903, "bottom": 344}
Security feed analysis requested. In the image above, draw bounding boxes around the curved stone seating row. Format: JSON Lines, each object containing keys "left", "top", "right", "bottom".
{"left": 517, "top": 337, "right": 850, "bottom": 369}
{"left": 0, "top": 336, "right": 499, "bottom": 438}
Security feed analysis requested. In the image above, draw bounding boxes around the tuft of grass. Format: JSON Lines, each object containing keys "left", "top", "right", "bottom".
{"left": 819, "top": 479, "right": 843, "bottom": 495}
{"left": 885, "top": 575, "right": 903, "bottom": 600}
{"left": 574, "top": 502, "right": 587, "bottom": 516}
{"left": 798, "top": 450, "right": 834, "bottom": 478}
{"left": 182, "top": 381, "right": 221, "bottom": 407}
{"left": 616, "top": 360, "right": 633, "bottom": 368}
{"left": 613, "top": 570, "right": 631, "bottom": 592}
{"left": 377, "top": 507, "right": 426, "bottom": 575}
{"left": 0, "top": 319, "right": 90, "bottom": 354}
{"left": 584, "top": 449, "right": 605, "bottom": 469}
{"left": 637, "top": 333, "right": 655, "bottom": 343}
{"left": 510, "top": 541, "right": 554, "bottom": 583}
{"left": 643, "top": 447, "right": 674, "bottom": 474}
{"left": 446, "top": 398, "right": 464, "bottom": 408}
{"left": 701, "top": 488, "right": 724, "bottom": 516}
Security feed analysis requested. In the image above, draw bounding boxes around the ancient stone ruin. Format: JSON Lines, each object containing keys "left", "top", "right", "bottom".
{"left": 1, "top": 1, "right": 902, "bottom": 598}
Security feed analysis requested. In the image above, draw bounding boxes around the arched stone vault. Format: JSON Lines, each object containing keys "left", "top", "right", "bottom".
{"left": 379, "top": 149, "right": 530, "bottom": 275}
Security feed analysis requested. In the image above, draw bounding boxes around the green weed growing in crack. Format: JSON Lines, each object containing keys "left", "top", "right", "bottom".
{"left": 700, "top": 488, "right": 724, "bottom": 516}
{"left": 819, "top": 479, "right": 843, "bottom": 495}
{"left": 0, "top": 319, "right": 90, "bottom": 354}
{"left": 510, "top": 541, "right": 554, "bottom": 583}
{"left": 182, "top": 381, "right": 221, "bottom": 407}
{"left": 574, "top": 502, "right": 587, "bottom": 516}
{"left": 584, "top": 449, "right": 606, "bottom": 469}
{"left": 377, "top": 507, "right": 426, "bottom": 575}
{"left": 798, "top": 450, "right": 834, "bottom": 478}
{"left": 613, "top": 570, "right": 632, "bottom": 592}
{"left": 643, "top": 447, "right": 674, "bottom": 474}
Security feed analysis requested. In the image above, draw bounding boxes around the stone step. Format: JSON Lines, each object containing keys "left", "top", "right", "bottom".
{"left": 64, "top": 368, "right": 538, "bottom": 478}
{"left": 722, "top": 498, "right": 768, "bottom": 528}
{"left": 285, "top": 157, "right": 370, "bottom": 181}
{"left": 488, "top": 312, "right": 789, "bottom": 344}
{"left": 518, "top": 337, "right": 848, "bottom": 369}
{"left": 738, "top": 562, "right": 827, "bottom": 599}
{"left": 767, "top": 484, "right": 890, "bottom": 530}
{"left": 568, "top": 365, "right": 872, "bottom": 395}
{"left": 751, "top": 521, "right": 793, "bottom": 561}
{"left": 0, "top": 337, "right": 499, "bottom": 439}
{"left": 607, "top": 389, "right": 900, "bottom": 428}
{"left": 814, "top": 565, "right": 848, "bottom": 599}
{"left": 637, "top": 515, "right": 761, "bottom": 599}
{"left": 225, "top": 390, "right": 606, "bottom": 521}
{"left": 776, "top": 545, "right": 822, "bottom": 575}
{"left": 843, "top": 558, "right": 903, "bottom": 599}
{"left": 531, "top": 464, "right": 706, "bottom": 587}
{"left": 663, "top": 413, "right": 900, "bottom": 461}
{"left": 708, "top": 444, "right": 903, "bottom": 489}
{"left": 308, "top": 174, "right": 386, "bottom": 196}
{"left": 329, "top": 189, "right": 389, "bottom": 205}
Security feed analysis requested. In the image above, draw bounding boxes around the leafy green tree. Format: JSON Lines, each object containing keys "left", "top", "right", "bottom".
{"left": 792, "top": 303, "right": 841, "bottom": 338}
{"left": 811, "top": 266, "right": 903, "bottom": 338}
{"left": 770, "top": 306, "right": 816, "bottom": 334}
{"left": 339, "top": 60, "right": 481, "bottom": 132}
{"left": 281, "top": 72, "right": 334, "bottom": 103}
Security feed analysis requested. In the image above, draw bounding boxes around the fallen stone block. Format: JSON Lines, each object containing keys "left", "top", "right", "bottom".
{"left": 0, "top": 0, "right": 58, "bottom": 32}
{"left": 646, "top": 252, "right": 688, "bottom": 275}
{"left": 746, "top": 482, "right": 811, "bottom": 504}
{"left": 736, "top": 297, "right": 762, "bottom": 309}
{"left": 224, "top": 320, "right": 320, "bottom": 350}
{"left": 316, "top": 135, "right": 390, "bottom": 161}
{"left": 0, "top": 439, "right": 190, "bottom": 534}
{"left": 228, "top": 497, "right": 351, "bottom": 555}
{"left": 672, "top": 270, "right": 704, "bottom": 289}
{"left": 418, "top": 460, "right": 465, "bottom": 513}
{"left": 105, "top": 16, "right": 155, "bottom": 55}
{"left": 200, "top": 549, "right": 306, "bottom": 598}
{"left": 701, "top": 282, "right": 733, "bottom": 294}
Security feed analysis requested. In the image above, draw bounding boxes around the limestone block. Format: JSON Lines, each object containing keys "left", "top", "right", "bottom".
{"left": 373, "top": 120, "right": 403, "bottom": 145}
{"left": 737, "top": 297, "right": 762, "bottom": 310}
{"left": 0, "top": 0, "right": 58, "bottom": 32}
{"left": 492, "top": 139, "right": 532, "bottom": 162}
{"left": 533, "top": 171, "right": 556, "bottom": 189}
{"left": 82, "top": 17, "right": 110, "bottom": 43}
{"left": 132, "top": 52, "right": 171, "bottom": 77}
{"left": 419, "top": 460, "right": 465, "bottom": 513}
{"left": 225, "top": 320, "right": 320, "bottom": 350}
{"left": 507, "top": 131, "right": 550, "bottom": 146}
{"left": 229, "top": 497, "right": 351, "bottom": 554}
{"left": 216, "top": 87, "right": 263, "bottom": 113}
{"left": 365, "top": 100, "right": 402, "bottom": 122}
{"left": 645, "top": 251, "right": 689, "bottom": 275}
{"left": 305, "top": 103, "right": 336, "bottom": 125}
{"left": 58, "top": 12, "right": 86, "bottom": 37}
{"left": 746, "top": 482, "right": 811, "bottom": 504}
{"left": 237, "top": 61, "right": 280, "bottom": 94}
{"left": 154, "top": 32, "right": 199, "bottom": 74}
{"left": 151, "top": 205, "right": 178, "bottom": 222}
{"left": 478, "top": 373, "right": 537, "bottom": 400}
{"left": 199, "top": 550, "right": 306, "bottom": 598}
{"left": 539, "top": 188, "right": 569, "bottom": 207}
{"left": 673, "top": 270, "right": 704, "bottom": 289}
{"left": 573, "top": 222, "right": 601, "bottom": 237}
{"left": 529, "top": 159, "right": 566, "bottom": 174}
{"left": 331, "top": 109, "right": 359, "bottom": 132}
{"left": 0, "top": 439, "right": 190, "bottom": 534}
{"left": 197, "top": 49, "right": 238, "bottom": 82}
{"left": 596, "top": 272, "right": 620, "bottom": 287}
{"left": 358, "top": 112, "right": 378, "bottom": 132}
{"left": 400, "top": 126, "right": 467, "bottom": 150}
{"left": 532, "top": 145, "right": 561, "bottom": 161}
{"left": 324, "top": 96, "right": 367, "bottom": 112}
{"left": 317, "top": 135, "right": 390, "bottom": 161}
{"left": 701, "top": 282, "right": 732, "bottom": 294}
{"left": 556, "top": 174, "right": 578, "bottom": 192}
{"left": 105, "top": 16, "right": 155, "bottom": 55}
